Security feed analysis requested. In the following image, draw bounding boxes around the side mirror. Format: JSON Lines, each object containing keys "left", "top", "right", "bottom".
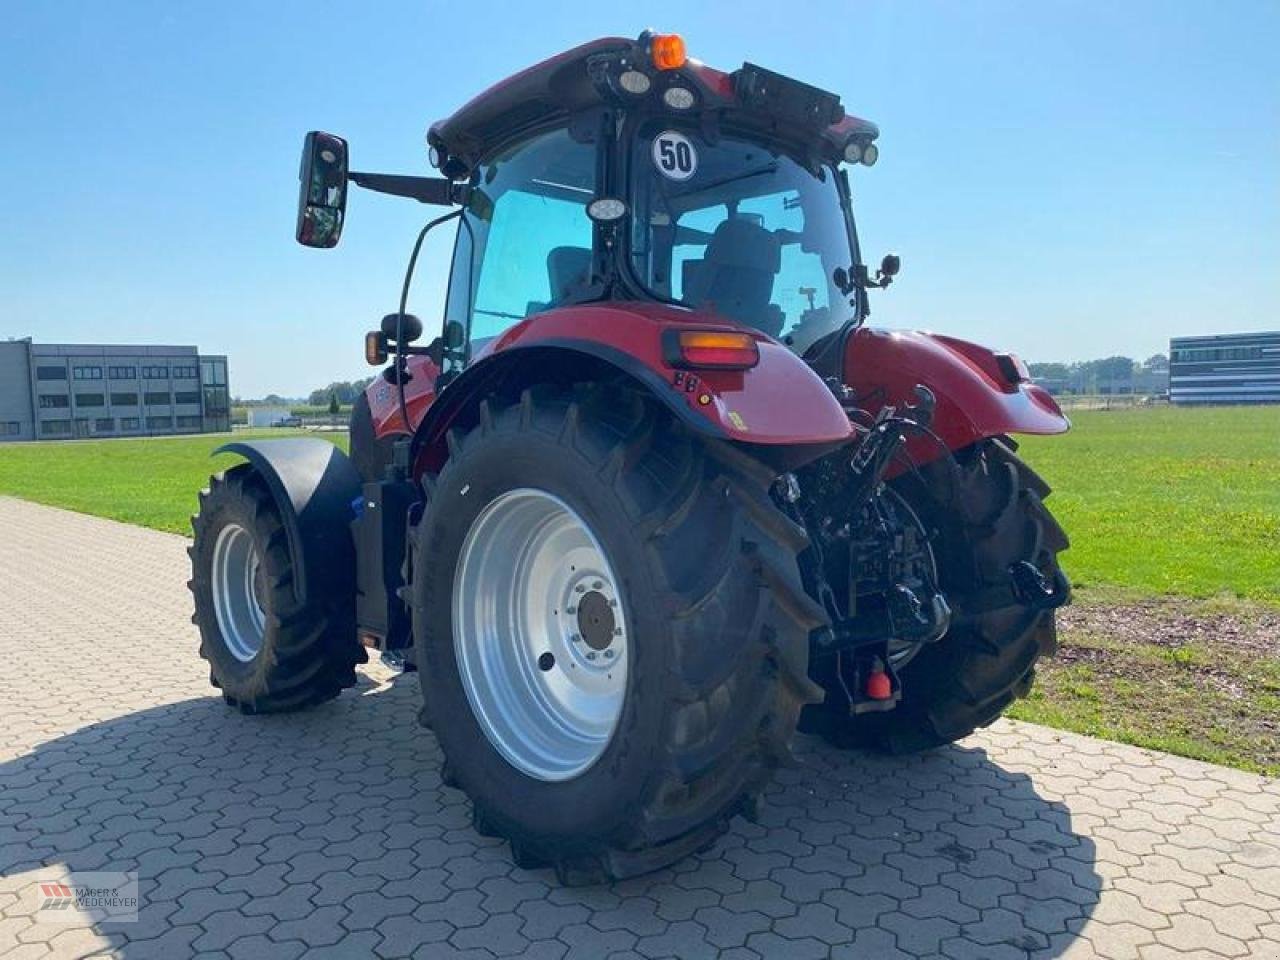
{"left": 296, "top": 131, "right": 349, "bottom": 248}
{"left": 879, "top": 253, "right": 901, "bottom": 278}
{"left": 443, "top": 320, "right": 466, "bottom": 349}
{"left": 381, "top": 313, "right": 423, "bottom": 343}
{"left": 420, "top": 322, "right": 468, "bottom": 368}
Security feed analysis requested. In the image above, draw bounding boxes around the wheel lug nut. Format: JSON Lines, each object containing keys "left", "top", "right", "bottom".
{"left": 586, "top": 651, "right": 597, "bottom": 660}
{"left": 571, "top": 633, "right": 581, "bottom": 643}
{"left": 575, "top": 584, "right": 585, "bottom": 593}
{"left": 566, "top": 606, "right": 577, "bottom": 615}
{"left": 613, "top": 628, "right": 623, "bottom": 636}
{"left": 604, "top": 649, "right": 615, "bottom": 659}
{"left": 592, "top": 580, "right": 603, "bottom": 590}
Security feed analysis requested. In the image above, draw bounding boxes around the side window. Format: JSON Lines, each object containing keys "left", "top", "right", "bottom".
{"left": 471, "top": 191, "right": 592, "bottom": 340}
{"left": 444, "top": 128, "right": 597, "bottom": 364}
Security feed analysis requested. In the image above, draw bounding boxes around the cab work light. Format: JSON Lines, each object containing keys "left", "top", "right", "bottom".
{"left": 664, "top": 329, "right": 760, "bottom": 369}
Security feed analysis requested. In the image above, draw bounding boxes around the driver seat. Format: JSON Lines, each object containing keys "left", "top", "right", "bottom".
{"left": 526, "top": 246, "right": 592, "bottom": 316}
{"left": 682, "top": 218, "right": 785, "bottom": 336}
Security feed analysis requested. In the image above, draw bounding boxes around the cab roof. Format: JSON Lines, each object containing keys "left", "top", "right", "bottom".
{"left": 427, "top": 34, "right": 879, "bottom": 179}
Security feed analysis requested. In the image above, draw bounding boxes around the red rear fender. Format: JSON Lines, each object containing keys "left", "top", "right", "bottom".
{"left": 844, "top": 327, "right": 1069, "bottom": 467}
{"left": 472, "top": 303, "right": 855, "bottom": 446}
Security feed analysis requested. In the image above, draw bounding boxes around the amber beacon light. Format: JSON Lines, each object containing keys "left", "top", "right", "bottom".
{"left": 649, "top": 33, "right": 687, "bottom": 71}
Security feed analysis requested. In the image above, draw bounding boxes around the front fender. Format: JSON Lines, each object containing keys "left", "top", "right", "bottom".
{"left": 844, "top": 328, "right": 1069, "bottom": 466}
{"left": 413, "top": 304, "right": 855, "bottom": 472}
{"left": 214, "top": 438, "right": 361, "bottom": 605}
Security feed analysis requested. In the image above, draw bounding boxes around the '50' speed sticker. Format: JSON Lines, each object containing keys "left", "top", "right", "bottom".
{"left": 652, "top": 130, "right": 697, "bottom": 181}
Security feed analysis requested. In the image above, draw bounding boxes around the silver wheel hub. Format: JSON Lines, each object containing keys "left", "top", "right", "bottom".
{"left": 452, "top": 488, "right": 628, "bottom": 782}
{"left": 211, "top": 523, "right": 266, "bottom": 662}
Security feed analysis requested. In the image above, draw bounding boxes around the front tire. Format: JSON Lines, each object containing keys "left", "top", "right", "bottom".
{"left": 189, "top": 466, "right": 364, "bottom": 713}
{"left": 412, "top": 385, "right": 822, "bottom": 884}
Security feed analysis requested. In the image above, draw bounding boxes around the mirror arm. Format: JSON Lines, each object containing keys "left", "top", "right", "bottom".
{"left": 851, "top": 263, "right": 894, "bottom": 291}
{"left": 348, "top": 171, "right": 468, "bottom": 206}
{"left": 394, "top": 337, "right": 444, "bottom": 364}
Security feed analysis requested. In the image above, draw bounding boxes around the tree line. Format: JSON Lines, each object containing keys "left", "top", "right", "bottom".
{"left": 305, "top": 378, "right": 376, "bottom": 408}
{"left": 1028, "top": 354, "right": 1169, "bottom": 395}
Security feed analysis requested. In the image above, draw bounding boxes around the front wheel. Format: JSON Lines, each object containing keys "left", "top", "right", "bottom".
{"left": 189, "top": 466, "right": 363, "bottom": 713}
{"left": 412, "top": 385, "right": 822, "bottom": 884}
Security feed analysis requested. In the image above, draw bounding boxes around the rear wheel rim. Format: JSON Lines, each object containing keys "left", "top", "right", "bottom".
{"left": 453, "top": 488, "right": 629, "bottom": 782}
{"left": 211, "top": 523, "right": 267, "bottom": 662}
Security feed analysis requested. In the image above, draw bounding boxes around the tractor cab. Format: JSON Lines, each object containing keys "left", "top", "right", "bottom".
{"left": 300, "top": 32, "right": 891, "bottom": 374}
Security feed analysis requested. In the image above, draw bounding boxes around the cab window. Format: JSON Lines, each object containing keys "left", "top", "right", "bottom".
{"left": 629, "top": 125, "right": 852, "bottom": 355}
{"left": 444, "top": 128, "right": 598, "bottom": 363}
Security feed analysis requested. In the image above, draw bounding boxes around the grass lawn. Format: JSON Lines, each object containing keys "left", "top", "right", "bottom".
{"left": 0, "top": 431, "right": 345, "bottom": 535}
{"left": 2, "top": 407, "right": 1276, "bottom": 595}
{"left": 1007, "top": 597, "right": 1280, "bottom": 776}
{"left": 1, "top": 405, "right": 1276, "bottom": 773}
{"left": 1019, "top": 405, "right": 1280, "bottom": 606}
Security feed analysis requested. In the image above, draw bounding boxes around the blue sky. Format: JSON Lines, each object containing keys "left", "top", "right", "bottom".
{"left": 2, "top": 1, "right": 1277, "bottom": 398}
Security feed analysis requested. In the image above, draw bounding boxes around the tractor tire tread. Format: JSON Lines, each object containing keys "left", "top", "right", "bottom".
{"left": 416, "top": 384, "right": 816, "bottom": 883}
{"left": 806, "top": 438, "right": 1067, "bottom": 754}
{"left": 189, "top": 465, "right": 364, "bottom": 714}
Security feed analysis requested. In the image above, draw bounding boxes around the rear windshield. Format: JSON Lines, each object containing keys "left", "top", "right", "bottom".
{"left": 628, "top": 123, "right": 854, "bottom": 354}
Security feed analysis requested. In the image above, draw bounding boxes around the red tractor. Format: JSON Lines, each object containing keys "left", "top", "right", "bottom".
{"left": 190, "top": 32, "right": 1070, "bottom": 884}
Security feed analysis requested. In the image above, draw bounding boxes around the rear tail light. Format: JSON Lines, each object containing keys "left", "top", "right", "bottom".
{"left": 995, "top": 352, "right": 1030, "bottom": 384}
{"left": 665, "top": 329, "right": 760, "bottom": 369}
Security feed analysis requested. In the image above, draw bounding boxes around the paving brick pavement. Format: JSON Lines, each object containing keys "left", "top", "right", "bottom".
{"left": 0, "top": 495, "right": 1277, "bottom": 959}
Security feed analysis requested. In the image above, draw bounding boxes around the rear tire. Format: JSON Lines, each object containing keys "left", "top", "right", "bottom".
{"left": 805, "top": 438, "right": 1068, "bottom": 753}
{"left": 189, "top": 465, "right": 364, "bottom": 713}
{"left": 412, "top": 385, "right": 823, "bottom": 883}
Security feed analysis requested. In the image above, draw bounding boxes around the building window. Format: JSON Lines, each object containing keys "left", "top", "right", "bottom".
{"left": 39, "top": 395, "right": 70, "bottom": 409}
{"left": 94, "top": 418, "right": 114, "bottom": 432}
{"left": 174, "top": 391, "right": 202, "bottom": 405}
{"left": 2, "top": 422, "right": 19, "bottom": 436}
{"left": 108, "top": 365, "right": 136, "bottom": 379}
{"left": 142, "top": 365, "right": 169, "bottom": 379}
{"left": 36, "top": 366, "right": 66, "bottom": 381}
{"left": 75, "top": 393, "right": 106, "bottom": 408}
{"left": 110, "top": 392, "right": 138, "bottom": 406}
{"left": 73, "top": 366, "right": 103, "bottom": 380}
{"left": 42, "top": 420, "right": 72, "bottom": 436}
{"left": 144, "top": 391, "right": 170, "bottom": 405}
{"left": 201, "top": 359, "right": 228, "bottom": 385}
{"left": 202, "top": 385, "right": 229, "bottom": 414}
{"left": 172, "top": 365, "right": 198, "bottom": 379}
{"left": 175, "top": 415, "right": 203, "bottom": 429}
{"left": 119, "top": 417, "right": 140, "bottom": 431}
{"left": 146, "top": 415, "right": 172, "bottom": 430}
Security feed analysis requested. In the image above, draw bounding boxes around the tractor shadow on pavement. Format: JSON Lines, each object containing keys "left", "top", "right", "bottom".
{"left": 0, "top": 670, "right": 1100, "bottom": 959}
